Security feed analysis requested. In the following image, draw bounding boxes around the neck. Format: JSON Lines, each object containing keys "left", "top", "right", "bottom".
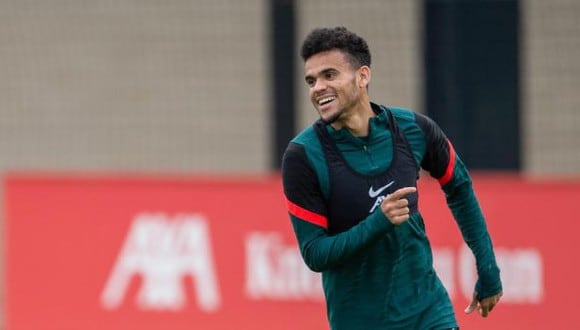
{"left": 331, "top": 99, "right": 374, "bottom": 137}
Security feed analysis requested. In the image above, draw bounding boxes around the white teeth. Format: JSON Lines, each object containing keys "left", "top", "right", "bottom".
{"left": 318, "top": 96, "right": 335, "bottom": 105}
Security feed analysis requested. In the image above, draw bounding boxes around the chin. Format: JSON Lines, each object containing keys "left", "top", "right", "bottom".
{"left": 321, "top": 111, "right": 341, "bottom": 124}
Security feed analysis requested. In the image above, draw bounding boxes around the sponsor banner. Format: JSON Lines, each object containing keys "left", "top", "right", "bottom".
{"left": 4, "top": 174, "right": 580, "bottom": 329}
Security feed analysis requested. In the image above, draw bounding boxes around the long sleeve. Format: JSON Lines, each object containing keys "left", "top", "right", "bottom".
{"left": 442, "top": 159, "right": 502, "bottom": 299}
{"left": 281, "top": 142, "right": 394, "bottom": 272}
{"left": 416, "top": 113, "right": 502, "bottom": 299}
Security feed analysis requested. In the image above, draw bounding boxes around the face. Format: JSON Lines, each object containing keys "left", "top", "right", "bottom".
{"left": 304, "top": 50, "right": 369, "bottom": 125}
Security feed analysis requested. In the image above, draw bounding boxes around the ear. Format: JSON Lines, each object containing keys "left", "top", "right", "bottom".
{"left": 358, "top": 66, "right": 371, "bottom": 88}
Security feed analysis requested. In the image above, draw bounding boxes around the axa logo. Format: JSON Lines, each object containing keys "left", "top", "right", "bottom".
{"left": 100, "top": 213, "right": 221, "bottom": 312}
{"left": 368, "top": 180, "right": 395, "bottom": 213}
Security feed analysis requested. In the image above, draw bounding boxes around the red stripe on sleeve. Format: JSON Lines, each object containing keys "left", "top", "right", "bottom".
{"left": 438, "top": 139, "right": 456, "bottom": 186}
{"left": 286, "top": 198, "right": 328, "bottom": 229}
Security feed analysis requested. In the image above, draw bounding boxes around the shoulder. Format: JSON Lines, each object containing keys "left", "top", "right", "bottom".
{"left": 282, "top": 124, "right": 324, "bottom": 175}
{"left": 380, "top": 105, "right": 425, "bottom": 138}
{"left": 378, "top": 105, "right": 420, "bottom": 132}
{"left": 284, "top": 124, "right": 325, "bottom": 162}
{"left": 383, "top": 105, "right": 437, "bottom": 126}
{"left": 378, "top": 105, "right": 432, "bottom": 164}
{"left": 384, "top": 105, "right": 445, "bottom": 139}
{"left": 282, "top": 122, "right": 332, "bottom": 196}
{"left": 387, "top": 106, "right": 417, "bottom": 123}
{"left": 290, "top": 124, "right": 319, "bottom": 147}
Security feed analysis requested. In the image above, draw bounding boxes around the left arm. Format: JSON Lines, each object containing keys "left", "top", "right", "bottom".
{"left": 415, "top": 112, "right": 502, "bottom": 314}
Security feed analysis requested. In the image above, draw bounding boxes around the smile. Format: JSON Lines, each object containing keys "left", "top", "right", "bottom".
{"left": 318, "top": 96, "right": 336, "bottom": 106}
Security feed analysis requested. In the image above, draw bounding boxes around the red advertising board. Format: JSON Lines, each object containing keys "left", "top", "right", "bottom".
{"left": 4, "top": 173, "right": 580, "bottom": 329}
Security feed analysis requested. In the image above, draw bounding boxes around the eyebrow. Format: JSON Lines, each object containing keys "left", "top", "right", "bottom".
{"left": 305, "top": 68, "right": 338, "bottom": 81}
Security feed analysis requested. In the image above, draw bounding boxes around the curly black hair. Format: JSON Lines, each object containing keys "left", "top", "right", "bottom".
{"left": 300, "top": 26, "right": 371, "bottom": 69}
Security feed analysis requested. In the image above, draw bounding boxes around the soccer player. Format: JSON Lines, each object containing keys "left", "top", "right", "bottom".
{"left": 281, "top": 26, "right": 502, "bottom": 330}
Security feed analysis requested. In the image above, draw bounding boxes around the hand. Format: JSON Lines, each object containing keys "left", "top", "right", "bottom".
{"left": 464, "top": 291, "right": 502, "bottom": 317}
{"left": 380, "top": 187, "right": 416, "bottom": 225}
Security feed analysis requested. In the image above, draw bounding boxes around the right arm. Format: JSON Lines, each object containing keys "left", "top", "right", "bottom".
{"left": 282, "top": 142, "right": 397, "bottom": 272}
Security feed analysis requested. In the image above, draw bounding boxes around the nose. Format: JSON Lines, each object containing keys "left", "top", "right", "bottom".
{"left": 311, "top": 79, "right": 327, "bottom": 93}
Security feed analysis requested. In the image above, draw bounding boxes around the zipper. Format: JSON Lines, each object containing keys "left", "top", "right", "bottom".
{"left": 362, "top": 145, "right": 377, "bottom": 170}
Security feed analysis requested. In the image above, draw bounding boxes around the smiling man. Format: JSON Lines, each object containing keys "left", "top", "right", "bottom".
{"left": 281, "top": 27, "right": 502, "bottom": 330}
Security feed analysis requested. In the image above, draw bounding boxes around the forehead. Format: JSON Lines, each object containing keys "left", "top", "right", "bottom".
{"left": 304, "top": 50, "right": 351, "bottom": 75}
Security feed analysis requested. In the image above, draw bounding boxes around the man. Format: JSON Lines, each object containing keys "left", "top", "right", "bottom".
{"left": 281, "top": 27, "right": 502, "bottom": 330}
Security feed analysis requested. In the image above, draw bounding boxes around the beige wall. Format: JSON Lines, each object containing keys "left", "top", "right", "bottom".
{"left": 0, "top": 0, "right": 269, "bottom": 174}
{"left": 0, "top": 0, "right": 578, "bottom": 177}
{"left": 522, "top": 0, "right": 580, "bottom": 176}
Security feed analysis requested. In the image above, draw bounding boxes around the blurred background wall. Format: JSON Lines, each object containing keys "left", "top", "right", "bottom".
{"left": 0, "top": 0, "right": 270, "bottom": 173}
{"left": 522, "top": 0, "right": 580, "bottom": 174}
{"left": 0, "top": 0, "right": 579, "bottom": 329}
{"left": 1, "top": 0, "right": 579, "bottom": 175}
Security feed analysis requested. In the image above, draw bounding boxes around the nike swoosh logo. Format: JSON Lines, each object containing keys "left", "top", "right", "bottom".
{"left": 368, "top": 181, "right": 395, "bottom": 198}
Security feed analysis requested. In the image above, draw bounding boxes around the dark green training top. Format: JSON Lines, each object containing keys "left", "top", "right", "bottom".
{"left": 281, "top": 103, "right": 502, "bottom": 330}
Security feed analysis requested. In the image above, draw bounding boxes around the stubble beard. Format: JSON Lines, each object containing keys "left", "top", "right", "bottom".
{"left": 320, "top": 93, "right": 358, "bottom": 126}
{"left": 318, "top": 78, "right": 359, "bottom": 125}
{"left": 320, "top": 107, "right": 343, "bottom": 124}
